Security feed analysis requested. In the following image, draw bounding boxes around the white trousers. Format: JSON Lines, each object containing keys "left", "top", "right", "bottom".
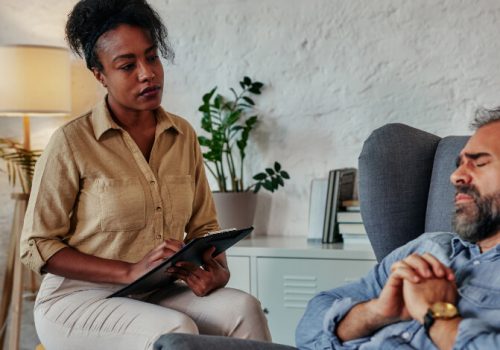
{"left": 34, "top": 274, "right": 271, "bottom": 350}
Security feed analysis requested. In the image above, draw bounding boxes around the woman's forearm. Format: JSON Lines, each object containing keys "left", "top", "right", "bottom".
{"left": 43, "top": 247, "right": 133, "bottom": 284}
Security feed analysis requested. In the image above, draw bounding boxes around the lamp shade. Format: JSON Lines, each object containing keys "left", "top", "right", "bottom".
{"left": 0, "top": 45, "right": 71, "bottom": 116}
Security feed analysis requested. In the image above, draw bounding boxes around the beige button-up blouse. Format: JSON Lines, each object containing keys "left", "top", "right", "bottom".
{"left": 20, "top": 99, "right": 219, "bottom": 274}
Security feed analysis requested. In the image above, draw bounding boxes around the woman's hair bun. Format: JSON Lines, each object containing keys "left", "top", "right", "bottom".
{"left": 66, "top": 0, "right": 174, "bottom": 70}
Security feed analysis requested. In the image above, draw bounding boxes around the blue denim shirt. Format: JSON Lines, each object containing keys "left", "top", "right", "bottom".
{"left": 295, "top": 232, "right": 500, "bottom": 349}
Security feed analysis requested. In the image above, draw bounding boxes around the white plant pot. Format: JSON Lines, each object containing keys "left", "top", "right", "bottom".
{"left": 212, "top": 191, "right": 257, "bottom": 230}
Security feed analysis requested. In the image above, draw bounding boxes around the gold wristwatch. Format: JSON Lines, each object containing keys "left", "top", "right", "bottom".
{"left": 423, "top": 302, "right": 459, "bottom": 334}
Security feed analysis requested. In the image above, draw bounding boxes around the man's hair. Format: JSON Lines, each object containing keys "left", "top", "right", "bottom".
{"left": 471, "top": 107, "right": 500, "bottom": 130}
{"left": 65, "top": 0, "right": 174, "bottom": 70}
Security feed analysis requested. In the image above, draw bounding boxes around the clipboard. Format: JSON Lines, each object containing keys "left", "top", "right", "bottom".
{"left": 108, "top": 226, "right": 253, "bottom": 298}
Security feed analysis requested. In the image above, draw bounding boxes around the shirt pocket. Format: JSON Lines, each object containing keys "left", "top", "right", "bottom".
{"left": 459, "top": 283, "right": 500, "bottom": 309}
{"left": 161, "top": 175, "right": 194, "bottom": 226}
{"left": 98, "top": 177, "right": 146, "bottom": 231}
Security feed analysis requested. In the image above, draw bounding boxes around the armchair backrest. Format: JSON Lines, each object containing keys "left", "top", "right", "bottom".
{"left": 358, "top": 123, "right": 469, "bottom": 261}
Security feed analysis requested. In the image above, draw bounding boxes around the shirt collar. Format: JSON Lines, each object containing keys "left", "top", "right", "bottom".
{"left": 155, "top": 107, "right": 184, "bottom": 136}
{"left": 450, "top": 235, "right": 495, "bottom": 258}
{"left": 91, "top": 98, "right": 120, "bottom": 140}
{"left": 91, "top": 97, "right": 183, "bottom": 140}
{"left": 450, "top": 236, "right": 481, "bottom": 258}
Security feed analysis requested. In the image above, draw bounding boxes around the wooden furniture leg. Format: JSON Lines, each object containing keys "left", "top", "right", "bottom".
{"left": 0, "top": 218, "right": 17, "bottom": 349}
{"left": 0, "top": 194, "right": 29, "bottom": 350}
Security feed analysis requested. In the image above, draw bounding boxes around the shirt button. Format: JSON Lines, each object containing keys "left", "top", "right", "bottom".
{"left": 156, "top": 234, "right": 162, "bottom": 239}
{"left": 150, "top": 180, "right": 156, "bottom": 185}
{"left": 473, "top": 260, "right": 480, "bottom": 265}
{"left": 156, "top": 206, "right": 162, "bottom": 212}
{"left": 401, "top": 331, "right": 411, "bottom": 340}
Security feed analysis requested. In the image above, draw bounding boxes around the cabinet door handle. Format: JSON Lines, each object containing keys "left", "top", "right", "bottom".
{"left": 263, "top": 308, "right": 269, "bottom": 314}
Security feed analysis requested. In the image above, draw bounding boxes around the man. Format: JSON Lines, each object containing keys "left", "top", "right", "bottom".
{"left": 296, "top": 110, "right": 500, "bottom": 350}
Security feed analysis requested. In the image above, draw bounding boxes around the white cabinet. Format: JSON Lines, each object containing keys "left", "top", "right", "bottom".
{"left": 226, "top": 256, "right": 251, "bottom": 293}
{"left": 226, "top": 237, "right": 377, "bottom": 346}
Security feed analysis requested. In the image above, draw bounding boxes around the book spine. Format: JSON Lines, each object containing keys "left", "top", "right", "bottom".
{"left": 327, "top": 170, "right": 341, "bottom": 243}
{"left": 322, "top": 170, "right": 336, "bottom": 244}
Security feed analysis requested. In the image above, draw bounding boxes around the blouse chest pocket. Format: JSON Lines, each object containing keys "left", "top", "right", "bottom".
{"left": 98, "top": 177, "right": 146, "bottom": 231}
{"left": 161, "top": 175, "right": 194, "bottom": 224}
{"left": 459, "top": 283, "right": 500, "bottom": 309}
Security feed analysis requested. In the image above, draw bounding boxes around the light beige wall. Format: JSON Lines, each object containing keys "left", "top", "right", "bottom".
{"left": 1, "top": 0, "right": 500, "bottom": 245}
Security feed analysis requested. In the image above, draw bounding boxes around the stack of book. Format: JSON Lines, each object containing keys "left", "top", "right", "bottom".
{"left": 337, "top": 200, "right": 370, "bottom": 245}
{"left": 321, "top": 168, "right": 357, "bottom": 243}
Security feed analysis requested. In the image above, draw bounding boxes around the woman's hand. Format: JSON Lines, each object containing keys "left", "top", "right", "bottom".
{"left": 126, "top": 239, "right": 184, "bottom": 283}
{"left": 168, "top": 247, "right": 230, "bottom": 296}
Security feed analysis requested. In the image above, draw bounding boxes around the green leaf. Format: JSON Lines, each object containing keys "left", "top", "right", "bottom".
{"left": 266, "top": 168, "right": 275, "bottom": 175}
{"left": 253, "top": 82, "right": 264, "bottom": 89}
{"left": 277, "top": 176, "right": 284, "bottom": 186}
{"left": 236, "top": 139, "right": 245, "bottom": 151}
{"left": 246, "top": 115, "right": 258, "bottom": 125}
{"left": 274, "top": 161, "right": 281, "bottom": 172}
{"left": 243, "top": 76, "right": 252, "bottom": 85}
{"left": 238, "top": 103, "right": 254, "bottom": 110}
{"left": 198, "top": 136, "right": 211, "bottom": 147}
{"left": 214, "top": 94, "right": 223, "bottom": 109}
{"left": 263, "top": 181, "right": 274, "bottom": 192}
{"left": 242, "top": 96, "right": 255, "bottom": 106}
{"left": 280, "top": 171, "right": 290, "bottom": 179}
{"left": 248, "top": 87, "right": 262, "bottom": 94}
{"left": 203, "top": 87, "right": 217, "bottom": 103}
{"left": 224, "top": 110, "right": 242, "bottom": 127}
{"left": 198, "top": 104, "right": 209, "bottom": 113}
{"left": 231, "top": 125, "right": 244, "bottom": 132}
{"left": 273, "top": 177, "right": 281, "bottom": 189}
{"left": 253, "top": 173, "right": 267, "bottom": 180}
{"left": 253, "top": 183, "right": 261, "bottom": 193}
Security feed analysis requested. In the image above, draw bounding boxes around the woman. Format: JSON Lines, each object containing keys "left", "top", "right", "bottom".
{"left": 20, "top": 0, "right": 271, "bottom": 348}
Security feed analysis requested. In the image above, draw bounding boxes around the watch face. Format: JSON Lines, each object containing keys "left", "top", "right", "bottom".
{"left": 431, "top": 302, "right": 458, "bottom": 318}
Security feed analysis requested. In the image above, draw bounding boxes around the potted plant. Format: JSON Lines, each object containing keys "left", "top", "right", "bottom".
{"left": 0, "top": 138, "right": 42, "bottom": 298}
{"left": 0, "top": 138, "right": 41, "bottom": 194}
{"left": 197, "top": 76, "right": 290, "bottom": 228}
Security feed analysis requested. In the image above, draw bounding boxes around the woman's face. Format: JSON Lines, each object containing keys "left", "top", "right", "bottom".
{"left": 92, "top": 24, "right": 164, "bottom": 114}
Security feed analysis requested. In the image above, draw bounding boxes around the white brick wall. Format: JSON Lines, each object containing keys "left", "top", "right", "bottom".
{"left": 1, "top": 0, "right": 500, "bottom": 250}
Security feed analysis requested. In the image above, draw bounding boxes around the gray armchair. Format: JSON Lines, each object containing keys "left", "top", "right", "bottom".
{"left": 153, "top": 123, "right": 469, "bottom": 349}
{"left": 358, "top": 123, "right": 469, "bottom": 261}
{"left": 154, "top": 334, "right": 296, "bottom": 350}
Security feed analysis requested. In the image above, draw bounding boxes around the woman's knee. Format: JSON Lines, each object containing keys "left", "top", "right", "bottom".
{"left": 170, "top": 314, "right": 199, "bottom": 334}
{"left": 232, "top": 290, "right": 264, "bottom": 316}
{"left": 221, "top": 289, "right": 271, "bottom": 340}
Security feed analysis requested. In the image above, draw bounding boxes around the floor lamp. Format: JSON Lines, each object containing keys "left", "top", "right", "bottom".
{"left": 0, "top": 45, "right": 71, "bottom": 350}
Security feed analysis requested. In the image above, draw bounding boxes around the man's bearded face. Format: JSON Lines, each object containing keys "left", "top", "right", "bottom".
{"left": 452, "top": 184, "right": 500, "bottom": 242}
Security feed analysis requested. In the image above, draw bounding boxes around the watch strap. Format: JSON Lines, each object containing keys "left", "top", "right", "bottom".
{"left": 423, "top": 309, "right": 435, "bottom": 335}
